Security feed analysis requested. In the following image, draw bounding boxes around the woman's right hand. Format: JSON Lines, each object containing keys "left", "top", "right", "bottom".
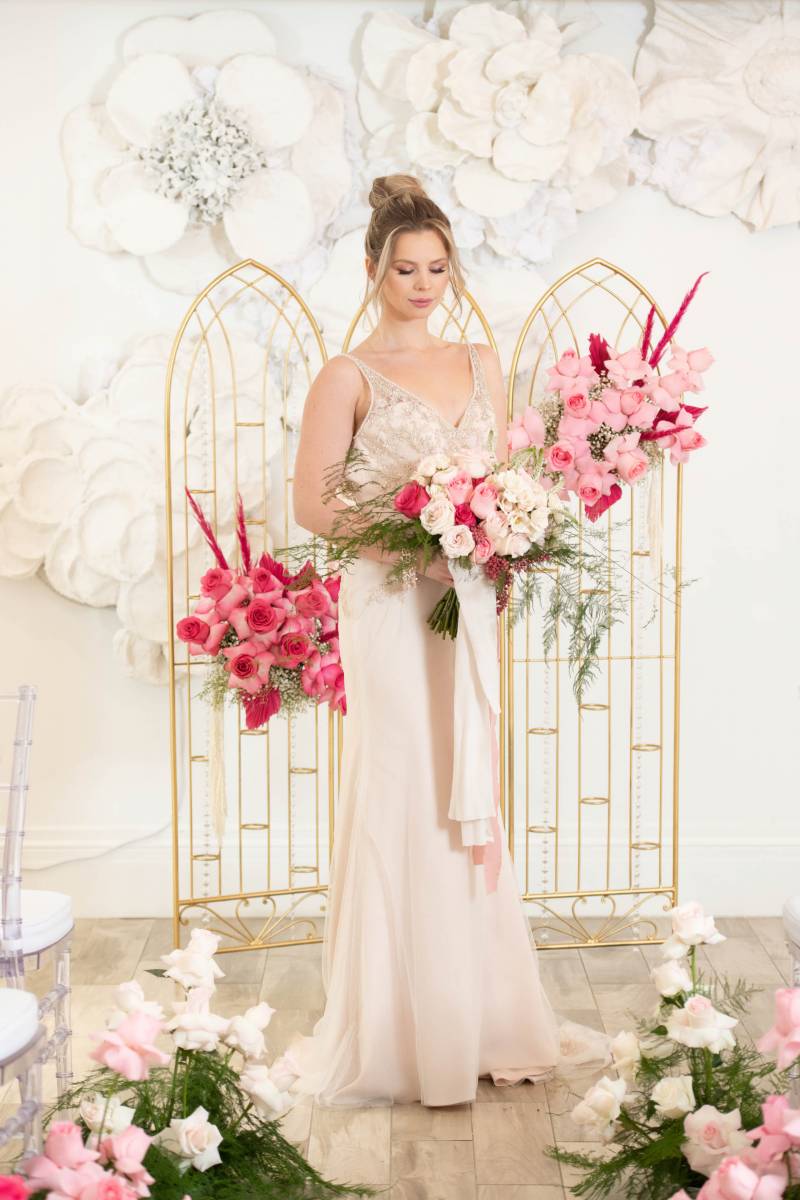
{"left": 416, "top": 550, "right": 454, "bottom": 586}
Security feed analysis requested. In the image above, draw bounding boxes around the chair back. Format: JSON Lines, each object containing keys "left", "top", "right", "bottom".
{"left": 0, "top": 685, "right": 36, "bottom": 983}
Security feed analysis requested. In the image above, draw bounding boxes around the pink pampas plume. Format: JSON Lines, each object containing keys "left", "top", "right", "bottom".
{"left": 648, "top": 272, "right": 709, "bottom": 367}
{"left": 640, "top": 304, "right": 656, "bottom": 360}
{"left": 235, "top": 492, "right": 252, "bottom": 573}
{"left": 185, "top": 487, "right": 229, "bottom": 570}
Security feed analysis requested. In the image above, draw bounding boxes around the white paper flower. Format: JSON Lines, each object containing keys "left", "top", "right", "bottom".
{"left": 161, "top": 928, "right": 225, "bottom": 992}
{"left": 156, "top": 1105, "right": 223, "bottom": 1172}
{"left": 571, "top": 1075, "right": 627, "bottom": 1139}
{"left": 223, "top": 1001, "right": 276, "bottom": 1061}
{"left": 62, "top": 9, "right": 352, "bottom": 292}
{"left": 651, "top": 1074, "right": 695, "bottom": 1119}
{"left": 666, "top": 995, "right": 738, "bottom": 1053}
{"left": 662, "top": 901, "right": 725, "bottom": 960}
{"left": 634, "top": 0, "right": 800, "bottom": 230}
{"left": 357, "top": 2, "right": 639, "bottom": 264}
{"left": 682, "top": 1104, "right": 751, "bottom": 1177}
{"left": 238, "top": 1062, "right": 293, "bottom": 1120}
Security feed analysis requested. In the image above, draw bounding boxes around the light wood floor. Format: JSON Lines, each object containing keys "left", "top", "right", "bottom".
{"left": 2, "top": 916, "right": 792, "bottom": 1199}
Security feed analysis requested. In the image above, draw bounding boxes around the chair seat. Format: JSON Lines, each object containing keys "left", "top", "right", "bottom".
{"left": 1, "top": 889, "right": 73, "bottom": 956}
{"left": 0, "top": 988, "right": 39, "bottom": 1061}
{"left": 783, "top": 896, "right": 800, "bottom": 950}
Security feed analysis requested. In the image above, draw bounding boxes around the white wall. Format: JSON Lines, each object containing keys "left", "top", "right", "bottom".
{"left": 2, "top": 0, "right": 798, "bottom": 917}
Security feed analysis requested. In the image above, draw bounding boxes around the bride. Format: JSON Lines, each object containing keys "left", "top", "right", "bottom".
{"left": 286, "top": 173, "right": 599, "bottom": 1108}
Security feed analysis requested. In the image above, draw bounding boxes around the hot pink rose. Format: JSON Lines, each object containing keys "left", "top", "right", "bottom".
{"left": 89, "top": 1011, "right": 169, "bottom": 1081}
{"left": 246, "top": 600, "right": 282, "bottom": 636}
{"left": 469, "top": 481, "right": 499, "bottom": 519}
{"left": 0, "top": 1177, "right": 30, "bottom": 1200}
{"left": 176, "top": 615, "right": 211, "bottom": 645}
{"left": 275, "top": 632, "right": 313, "bottom": 668}
{"left": 445, "top": 470, "right": 473, "bottom": 506}
{"left": 546, "top": 441, "right": 576, "bottom": 473}
{"left": 454, "top": 502, "right": 477, "bottom": 528}
{"left": 249, "top": 566, "right": 283, "bottom": 597}
{"left": 200, "top": 567, "right": 234, "bottom": 601}
{"left": 756, "top": 988, "right": 800, "bottom": 1070}
{"left": 291, "top": 582, "right": 333, "bottom": 619}
{"left": 43, "top": 1122, "right": 99, "bottom": 1170}
{"left": 394, "top": 480, "right": 430, "bottom": 518}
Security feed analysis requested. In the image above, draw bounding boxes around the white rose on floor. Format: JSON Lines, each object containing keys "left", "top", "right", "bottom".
{"left": 107, "top": 979, "right": 165, "bottom": 1029}
{"left": 416, "top": 453, "right": 452, "bottom": 479}
{"left": 571, "top": 1075, "right": 627, "bottom": 1138}
{"left": 223, "top": 1001, "right": 276, "bottom": 1060}
{"left": 610, "top": 1031, "right": 640, "bottom": 1082}
{"left": 440, "top": 524, "right": 476, "bottom": 559}
{"left": 167, "top": 986, "right": 229, "bottom": 1052}
{"left": 79, "top": 1091, "right": 135, "bottom": 1136}
{"left": 161, "top": 928, "right": 225, "bottom": 992}
{"left": 652, "top": 960, "right": 692, "bottom": 997}
{"left": 420, "top": 495, "right": 456, "bottom": 535}
{"left": 651, "top": 1075, "right": 695, "bottom": 1118}
{"left": 662, "top": 901, "right": 725, "bottom": 959}
{"left": 239, "top": 1062, "right": 292, "bottom": 1119}
{"left": 666, "top": 995, "right": 737, "bottom": 1053}
{"left": 157, "top": 1105, "right": 223, "bottom": 1172}
{"left": 682, "top": 1104, "right": 750, "bottom": 1176}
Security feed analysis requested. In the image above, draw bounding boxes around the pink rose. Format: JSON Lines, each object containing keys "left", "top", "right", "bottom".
{"left": 215, "top": 583, "right": 249, "bottom": 620}
{"left": 249, "top": 566, "right": 283, "bottom": 597}
{"left": 546, "top": 441, "right": 576, "bottom": 473}
{"left": 454, "top": 502, "right": 477, "bottom": 528}
{"left": 604, "top": 433, "right": 649, "bottom": 484}
{"left": 291, "top": 582, "right": 333, "bottom": 619}
{"left": 445, "top": 469, "right": 473, "bottom": 506}
{"left": 469, "top": 481, "right": 500, "bottom": 519}
{"left": 43, "top": 1121, "right": 99, "bottom": 1170}
{"left": 547, "top": 350, "right": 597, "bottom": 397}
{"left": 100, "top": 1125, "right": 154, "bottom": 1196}
{"left": 564, "top": 390, "right": 592, "bottom": 418}
{"left": 89, "top": 1011, "right": 169, "bottom": 1081}
{"left": 393, "top": 481, "right": 430, "bottom": 518}
{"left": 507, "top": 405, "right": 546, "bottom": 451}
{"left": 246, "top": 600, "right": 281, "bottom": 636}
{"left": 748, "top": 1095, "right": 800, "bottom": 1163}
{"left": 275, "top": 633, "right": 313, "bottom": 668}
{"left": 200, "top": 567, "right": 234, "bottom": 601}
{"left": 176, "top": 615, "right": 211, "bottom": 645}
{"left": 472, "top": 528, "right": 494, "bottom": 565}
{"left": 698, "top": 1155, "right": 788, "bottom": 1200}
{"left": 0, "top": 1177, "right": 30, "bottom": 1200}
{"left": 576, "top": 474, "right": 605, "bottom": 505}
{"left": 80, "top": 1175, "right": 138, "bottom": 1200}
{"left": 323, "top": 575, "right": 341, "bottom": 603}
{"left": 756, "top": 988, "right": 800, "bottom": 1070}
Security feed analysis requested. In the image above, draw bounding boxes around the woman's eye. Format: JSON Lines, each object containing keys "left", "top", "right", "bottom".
{"left": 397, "top": 268, "right": 446, "bottom": 275}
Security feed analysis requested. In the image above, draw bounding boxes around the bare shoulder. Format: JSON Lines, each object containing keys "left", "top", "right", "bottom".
{"left": 471, "top": 341, "right": 503, "bottom": 377}
{"left": 310, "top": 353, "right": 363, "bottom": 396}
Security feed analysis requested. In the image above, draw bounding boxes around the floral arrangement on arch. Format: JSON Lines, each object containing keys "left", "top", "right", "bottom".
{"left": 61, "top": 9, "right": 353, "bottom": 294}
{"left": 548, "top": 901, "right": 800, "bottom": 1199}
{"left": 508, "top": 273, "right": 713, "bottom": 521}
{"left": 0, "top": 928, "right": 372, "bottom": 1200}
{"left": 177, "top": 490, "right": 345, "bottom": 728}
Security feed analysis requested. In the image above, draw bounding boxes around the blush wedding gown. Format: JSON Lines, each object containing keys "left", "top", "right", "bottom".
{"left": 285, "top": 341, "right": 605, "bottom": 1108}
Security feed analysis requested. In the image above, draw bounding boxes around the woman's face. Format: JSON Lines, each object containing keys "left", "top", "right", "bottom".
{"left": 367, "top": 228, "right": 450, "bottom": 321}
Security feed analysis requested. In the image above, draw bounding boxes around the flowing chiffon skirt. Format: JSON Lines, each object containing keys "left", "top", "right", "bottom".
{"left": 286, "top": 556, "right": 563, "bottom": 1107}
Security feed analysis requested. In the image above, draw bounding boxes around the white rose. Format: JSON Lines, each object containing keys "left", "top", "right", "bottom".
{"left": 167, "top": 986, "right": 229, "bottom": 1052}
{"left": 662, "top": 901, "right": 725, "bottom": 960}
{"left": 440, "top": 524, "right": 476, "bottom": 559}
{"left": 666, "top": 995, "right": 737, "bottom": 1053}
{"left": 420, "top": 495, "right": 456, "bottom": 535}
{"left": 494, "top": 468, "right": 544, "bottom": 512}
{"left": 453, "top": 446, "right": 494, "bottom": 477}
{"left": 483, "top": 511, "right": 510, "bottom": 541}
{"left": 223, "top": 1001, "right": 276, "bottom": 1061}
{"left": 267, "top": 1049, "right": 302, "bottom": 1092}
{"left": 239, "top": 1062, "right": 292, "bottom": 1120}
{"left": 107, "top": 979, "right": 165, "bottom": 1029}
{"left": 157, "top": 1105, "right": 223, "bottom": 1172}
{"left": 651, "top": 1075, "right": 695, "bottom": 1119}
{"left": 682, "top": 1105, "right": 750, "bottom": 1177}
{"left": 610, "top": 1031, "right": 640, "bottom": 1083}
{"left": 415, "top": 453, "right": 451, "bottom": 479}
{"left": 431, "top": 465, "right": 460, "bottom": 486}
{"left": 652, "top": 960, "right": 692, "bottom": 997}
{"left": 161, "top": 929, "right": 225, "bottom": 992}
{"left": 511, "top": 506, "right": 549, "bottom": 544}
{"left": 79, "top": 1091, "right": 134, "bottom": 1136}
{"left": 570, "top": 1075, "right": 627, "bottom": 1138}
{"left": 506, "top": 531, "right": 532, "bottom": 557}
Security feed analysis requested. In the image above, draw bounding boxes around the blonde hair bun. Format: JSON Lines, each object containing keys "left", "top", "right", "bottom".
{"left": 368, "top": 174, "right": 428, "bottom": 210}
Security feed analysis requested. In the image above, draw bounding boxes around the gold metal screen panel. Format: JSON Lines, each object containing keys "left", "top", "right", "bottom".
{"left": 504, "top": 258, "right": 682, "bottom": 948}
{"left": 165, "top": 260, "right": 336, "bottom": 953}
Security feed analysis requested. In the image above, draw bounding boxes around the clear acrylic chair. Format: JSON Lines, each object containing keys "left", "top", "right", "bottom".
{"left": 0, "top": 988, "right": 46, "bottom": 1163}
{"left": 1, "top": 685, "right": 74, "bottom": 1105}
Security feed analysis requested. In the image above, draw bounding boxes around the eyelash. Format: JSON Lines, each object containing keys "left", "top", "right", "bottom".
{"left": 397, "top": 267, "right": 446, "bottom": 275}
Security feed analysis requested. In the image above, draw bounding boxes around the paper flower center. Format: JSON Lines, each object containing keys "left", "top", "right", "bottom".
{"left": 744, "top": 36, "right": 800, "bottom": 116}
{"left": 138, "top": 97, "right": 268, "bottom": 225}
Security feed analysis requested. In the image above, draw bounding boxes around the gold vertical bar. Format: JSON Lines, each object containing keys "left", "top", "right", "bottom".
{"left": 605, "top": 503, "right": 612, "bottom": 891}
{"left": 672, "top": 464, "right": 684, "bottom": 903}
{"left": 627, "top": 484, "right": 635, "bottom": 887}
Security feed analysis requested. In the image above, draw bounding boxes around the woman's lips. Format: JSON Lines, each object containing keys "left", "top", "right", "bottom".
{"left": 410, "top": 298, "right": 432, "bottom": 306}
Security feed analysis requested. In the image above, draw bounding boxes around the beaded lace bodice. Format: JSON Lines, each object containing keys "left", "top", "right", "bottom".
{"left": 341, "top": 341, "right": 496, "bottom": 499}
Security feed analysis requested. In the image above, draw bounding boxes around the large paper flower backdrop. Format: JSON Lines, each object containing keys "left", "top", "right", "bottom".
{"left": 62, "top": 9, "right": 353, "bottom": 293}
{"left": 357, "top": 1, "right": 640, "bottom": 263}
{"left": 0, "top": 334, "right": 309, "bottom": 684}
{"left": 633, "top": 0, "right": 800, "bottom": 230}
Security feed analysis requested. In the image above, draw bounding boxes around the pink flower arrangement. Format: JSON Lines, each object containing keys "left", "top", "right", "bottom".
{"left": 509, "top": 274, "right": 713, "bottom": 521}
{"left": 19, "top": 1118, "right": 153, "bottom": 1200}
{"left": 89, "top": 1011, "right": 171, "bottom": 1081}
{"left": 177, "top": 490, "right": 345, "bottom": 726}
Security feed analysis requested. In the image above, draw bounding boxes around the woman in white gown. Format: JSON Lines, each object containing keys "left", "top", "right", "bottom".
{"left": 288, "top": 175, "right": 574, "bottom": 1108}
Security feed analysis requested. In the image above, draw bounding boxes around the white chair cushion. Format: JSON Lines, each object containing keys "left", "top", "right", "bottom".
{"left": 0, "top": 988, "right": 39, "bottom": 1061}
{"left": 783, "top": 896, "right": 800, "bottom": 950}
{"left": 1, "top": 889, "right": 73, "bottom": 956}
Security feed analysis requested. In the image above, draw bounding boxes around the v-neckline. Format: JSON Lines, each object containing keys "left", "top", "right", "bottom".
{"left": 348, "top": 342, "right": 478, "bottom": 431}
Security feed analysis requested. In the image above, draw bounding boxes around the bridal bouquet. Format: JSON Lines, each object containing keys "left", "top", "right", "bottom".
{"left": 177, "top": 489, "right": 345, "bottom": 728}
{"left": 510, "top": 274, "right": 713, "bottom": 521}
{"left": 547, "top": 901, "right": 798, "bottom": 1200}
{"left": 1, "top": 928, "right": 374, "bottom": 1200}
